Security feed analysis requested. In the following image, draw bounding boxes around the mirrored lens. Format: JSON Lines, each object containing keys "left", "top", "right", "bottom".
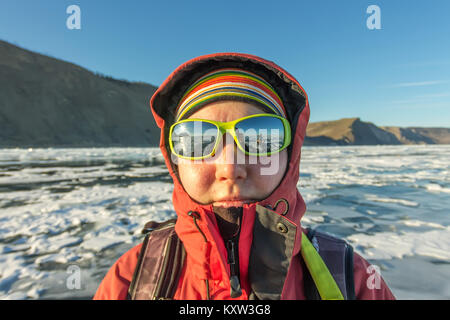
{"left": 235, "top": 116, "right": 285, "bottom": 154}
{"left": 171, "top": 121, "right": 218, "bottom": 158}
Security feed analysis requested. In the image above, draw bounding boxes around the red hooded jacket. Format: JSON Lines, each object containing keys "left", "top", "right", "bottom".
{"left": 94, "top": 53, "right": 395, "bottom": 300}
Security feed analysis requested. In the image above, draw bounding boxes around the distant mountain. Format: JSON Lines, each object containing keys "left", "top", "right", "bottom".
{"left": 382, "top": 126, "right": 450, "bottom": 145}
{"left": 0, "top": 40, "right": 159, "bottom": 148}
{"left": 1, "top": 40, "right": 448, "bottom": 148}
{"left": 305, "top": 117, "right": 450, "bottom": 146}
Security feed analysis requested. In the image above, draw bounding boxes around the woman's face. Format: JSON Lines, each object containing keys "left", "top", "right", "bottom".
{"left": 175, "top": 100, "right": 288, "bottom": 208}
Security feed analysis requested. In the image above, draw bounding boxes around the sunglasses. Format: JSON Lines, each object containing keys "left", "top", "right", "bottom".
{"left": 169, "top": 114, "right": 291, "bottom": 160}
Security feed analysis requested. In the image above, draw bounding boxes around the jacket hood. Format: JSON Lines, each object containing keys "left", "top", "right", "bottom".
{"left": 149, "top": 52, "right": 310, "bottom": 299}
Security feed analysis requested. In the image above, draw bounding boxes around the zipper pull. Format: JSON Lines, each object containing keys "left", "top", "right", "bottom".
{"left": 226, "top": 239, "right": 242, "bottom": 298}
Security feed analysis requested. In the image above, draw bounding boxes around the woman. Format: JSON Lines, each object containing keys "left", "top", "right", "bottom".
{"left": 93, "top": 52, "right": 395, "bottom": 300}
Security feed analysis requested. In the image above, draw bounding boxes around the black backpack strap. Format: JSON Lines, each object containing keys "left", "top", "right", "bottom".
{"left": 303, "top": 228, "right": 355, "bottom": 300}
{"left": 345, "top": 242, "right": 356, "bottom": 300}
{"left": 127, "top": 219, "right": 186, "bottom": 300}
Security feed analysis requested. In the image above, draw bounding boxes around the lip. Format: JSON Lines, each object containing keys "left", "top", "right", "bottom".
{"left": 213, "top": 199, "right": 255, "bottom": 208}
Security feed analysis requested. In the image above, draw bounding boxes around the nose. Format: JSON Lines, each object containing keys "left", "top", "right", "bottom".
{"left": 214, "top": 132, "right": 247, "bottom": 182}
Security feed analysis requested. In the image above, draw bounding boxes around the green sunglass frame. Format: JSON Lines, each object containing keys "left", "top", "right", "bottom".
{"left": 168, "top": 113, "right": 292, "bottom": 160}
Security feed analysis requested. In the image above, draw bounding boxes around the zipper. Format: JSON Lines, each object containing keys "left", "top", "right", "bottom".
{"left": 226, "top": 236, "right": 242, "bottom": 298}
{"left": 188, "top": 209, "right": 243, "bottom": 299}
{"left": 225, "top": 210, "right": 243, "bottom": 299}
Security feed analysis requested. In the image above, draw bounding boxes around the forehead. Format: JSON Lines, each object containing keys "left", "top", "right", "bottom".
{"left": 187, "top": 101, "right": 267, "bottom": 122}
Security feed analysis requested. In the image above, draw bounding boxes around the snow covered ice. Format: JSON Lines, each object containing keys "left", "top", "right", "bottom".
{"left": 0, "top": 145, "right": 449, "bottom": 299}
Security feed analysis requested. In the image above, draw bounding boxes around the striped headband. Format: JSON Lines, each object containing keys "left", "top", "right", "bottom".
{"left": 174, "top": 68, "right": 287, "bottom": 122}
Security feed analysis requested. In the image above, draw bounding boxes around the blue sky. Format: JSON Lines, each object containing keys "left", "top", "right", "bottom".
{"left": 1, "top": 0, "right": 449, "bottom": 127}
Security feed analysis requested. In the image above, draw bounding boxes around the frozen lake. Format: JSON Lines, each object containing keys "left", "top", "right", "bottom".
{"left": 0, "top": 145, "right": 449, "bottom": 299}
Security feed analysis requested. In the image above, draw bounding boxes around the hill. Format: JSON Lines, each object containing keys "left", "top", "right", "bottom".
{"left": 0, "top": 40, "right": 159, "bottom": 148}
{"left": 305, "top": 118, "right": 449, "bottom": 146}
{"left": 382, "top": 126, "right": 450, "bottom": 145}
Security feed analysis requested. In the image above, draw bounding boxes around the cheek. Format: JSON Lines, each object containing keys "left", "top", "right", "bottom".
{"left": 248, "top": 151, "right": 288, "bottom": 194}
{"left": 245, "top": 166, "right": 277, "bottom": 195}
{"left": 178, "top": 161, "right": 216, "bottom": 195}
